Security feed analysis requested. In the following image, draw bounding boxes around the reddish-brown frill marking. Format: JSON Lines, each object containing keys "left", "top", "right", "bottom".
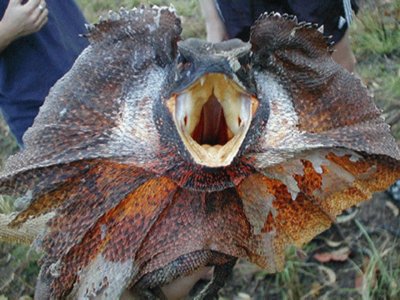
{"left": 238, "top": 173, "right": 291, "bottom": 234}
{"left": 272, "top": 190, "right": 332, "bottom": 245}
{"left": 318, "top": 154, "right": 400, "bottom": 218}
{"left": 293, "top": 159, "right": 323, "bottom": 195}
{"left": 326, "top": 153, "right": 400, "bottom": 196}
{"left": 294, "top": 95, "right": 339, "bottom": 132}
{"left": 134, "top": 188, "right": 252, "bottom": 280}
{"left": 41, "top": 162, "right": 150, "bottom": 260}
{"left": 236, "top": 174, "right": 291, "bottom": 271}
{"left": 8, "top": 161, "right": 95, "bottom": 227}
{"left": 226, "top": 161, "right": 256, "bottom": 186}
{"left": 10, "top": 177, "right": 78, "bottom": 227}
{"left": 102, "top": 177, "right": 177, "bottom": 261}
{"left": 326, "top": 152, "right": 373, "bottom": 175}
{"left": 243, "top": 172, "right": 331, "bottom": 246}
{"left": 237, "top": 173, "right": 275, "bottom": 235}
{"left": 262, "top": 212, "right": 276, "bottom": 233}
{"left": 50, "top": 177, "right": 177, "bottom": 297}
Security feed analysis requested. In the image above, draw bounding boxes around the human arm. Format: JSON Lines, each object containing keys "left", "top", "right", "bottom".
{"left": 0, "top": 0, "right": 48, "bottom": 52}
{"left": 199, "top": 0, "right": 228, "bottom": 42}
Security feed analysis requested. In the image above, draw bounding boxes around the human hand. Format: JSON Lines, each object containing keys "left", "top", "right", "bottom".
{"left": 0, "top": 0, "right": 48, "bottom": 48}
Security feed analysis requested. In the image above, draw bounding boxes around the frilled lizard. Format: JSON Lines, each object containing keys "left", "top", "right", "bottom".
{"left": 0, "top": 5, "right": 400, "bottom": 300}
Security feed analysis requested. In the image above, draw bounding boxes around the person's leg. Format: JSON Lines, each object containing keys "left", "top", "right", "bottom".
{"left": 199, "top": 0, "right": 228, "bottom": 42}
{"left": 331, "top": 29, "right": 357, "bottom": 72}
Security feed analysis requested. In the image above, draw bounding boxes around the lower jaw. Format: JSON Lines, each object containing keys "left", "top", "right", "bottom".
{"left": 177, "top": 112, "right": 252, "bottom": 168}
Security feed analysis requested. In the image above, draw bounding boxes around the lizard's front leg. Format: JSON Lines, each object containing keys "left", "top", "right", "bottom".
{"left": 132, "top": 250, "right": 236, "bottom": 299}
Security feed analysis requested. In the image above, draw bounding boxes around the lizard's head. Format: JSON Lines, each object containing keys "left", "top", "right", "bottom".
{"left": 165, "top": 39, "right": 261, "bottom": 168}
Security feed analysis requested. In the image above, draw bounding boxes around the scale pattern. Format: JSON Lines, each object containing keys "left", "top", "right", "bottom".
{"left": 0, "top": 6, "right": 399, "bottom": 299}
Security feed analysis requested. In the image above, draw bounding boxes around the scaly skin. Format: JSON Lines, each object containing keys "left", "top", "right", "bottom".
{"left": 0, "top": 6, "right": 400, "bottom": 299}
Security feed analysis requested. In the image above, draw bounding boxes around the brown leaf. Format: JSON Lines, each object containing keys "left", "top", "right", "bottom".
{"left": 310, "top": 282, "right": 322, "bottom": 297}
{"left": 313, "top": 247, "right": 351, "bottom": 263}
{"left": 355, "top": 272, "right": 364, "bottom": 290}
{"left": 385, "top": 200, "right": 399, "bottom": 217}
{"left": 233, "top": 292, "right": 252, "bottom": 300}
{"left": 317, "top": 265, "right": 337, "bottom": 285}
{"left": 322, "top": 238, "right": 344, "bottom": 248}
{"left": 336, "top": 207, "right": 359, "bottom": 223}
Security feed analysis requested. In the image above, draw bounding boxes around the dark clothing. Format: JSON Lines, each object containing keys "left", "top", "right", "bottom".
{"left": 216, "top": 0, "right": 359, "bottom": 42}
{"left": 0, "top": 0, "right": 88, "bottom": 145}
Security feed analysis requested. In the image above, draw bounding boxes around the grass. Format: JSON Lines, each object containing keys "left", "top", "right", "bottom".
{"left": 273, "top": 247, "right": 304, "bottom": 300}
{"left": 355, "top": 220, "right": 400, "bottom": 300}
{"left": 0, "top": 117, "right": 17, "bottom": 168}
{"left": 351, "top": 0, "right": 400, "bottom": 138}
{"left": 0, "top": 0, "right": 399, "bottom": 299}
{"left": 351, "top": 0, "right": 400, "bottom": 58}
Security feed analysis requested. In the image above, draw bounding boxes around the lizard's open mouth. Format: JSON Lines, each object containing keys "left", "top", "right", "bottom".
{"left": 167, "top": 73, "right": 258, "bottom": 167}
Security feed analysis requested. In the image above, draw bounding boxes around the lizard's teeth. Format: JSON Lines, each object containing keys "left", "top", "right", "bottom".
{"left": 176, "top": 91, "right": 207, "bottom": 135}
{"left": 214, "top": 83, "right": 250, "bottom": 136}
{"left": 223, "top": 94, "right": 251, "bottom": 136}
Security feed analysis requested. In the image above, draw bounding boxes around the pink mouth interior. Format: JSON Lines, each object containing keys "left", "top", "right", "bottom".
{"left": 191, "top": 94, "right": 229, "bottom": 146}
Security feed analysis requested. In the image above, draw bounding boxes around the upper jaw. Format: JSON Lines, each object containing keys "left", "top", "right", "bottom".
{"left": 167, "top": 73, "right": 258, "bottom": 168}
